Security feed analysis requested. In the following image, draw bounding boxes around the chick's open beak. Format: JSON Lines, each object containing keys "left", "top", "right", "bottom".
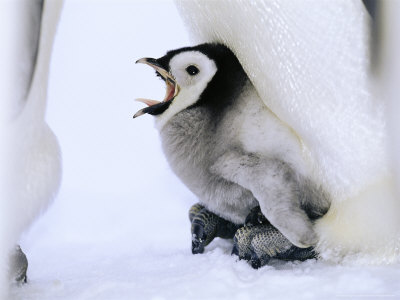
{"left": 133, "top": 57, "right": 180, "bottom": 118}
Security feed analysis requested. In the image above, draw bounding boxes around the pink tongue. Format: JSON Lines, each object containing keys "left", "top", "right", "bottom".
{"left": 136, "top": 98, "right": 161, "bottom": 106}
{"left": 164, "top": 82, "right": 175, "bottom": 101}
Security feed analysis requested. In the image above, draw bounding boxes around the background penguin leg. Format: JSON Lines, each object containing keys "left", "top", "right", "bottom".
{"left": 9, "top": 245, "right": 28, "bottom": 283}
{"left": 189, "top": 203, "right": 239, "bottom": 254}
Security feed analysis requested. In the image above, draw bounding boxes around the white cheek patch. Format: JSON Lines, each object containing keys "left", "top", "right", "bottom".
{"left": 155, "top": 51, "right": 217, "bottom": 130}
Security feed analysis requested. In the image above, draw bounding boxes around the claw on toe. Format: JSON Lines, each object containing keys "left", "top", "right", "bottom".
{"left": 192, "top": 241, "right": 205, "bottom": 254}
{"left": 250, "top": 251, "right": 262, "bottom": 269}
{"left": 191, "top": 221, "right": 206, "bottom": 254}
{"left": 189, "top": 203, "right": 239, "bottom": 255}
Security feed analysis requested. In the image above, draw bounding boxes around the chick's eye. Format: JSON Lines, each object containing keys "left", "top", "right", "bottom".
{"left": 186, "top": 65, "right": 199, "bottom": 76}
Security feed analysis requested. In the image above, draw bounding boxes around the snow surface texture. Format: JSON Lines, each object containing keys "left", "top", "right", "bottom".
{"left": 8, "top": 0, "right": 400, "bottom": 299}
{"left": 175, "top": 0, "right": 400, "bottom": 263}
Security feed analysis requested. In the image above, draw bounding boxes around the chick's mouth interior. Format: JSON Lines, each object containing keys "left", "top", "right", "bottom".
{"left": 136, "top": 74, "right": 178, "bottom": 107}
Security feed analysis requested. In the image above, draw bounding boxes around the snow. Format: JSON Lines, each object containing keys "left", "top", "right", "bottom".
{"left": 10, "top": 0, "right": 400, "bottom": 299}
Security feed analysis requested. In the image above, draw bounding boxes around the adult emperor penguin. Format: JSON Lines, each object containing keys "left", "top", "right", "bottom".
{"left": 134, "top": 43, "right": 331, "bottom": 267}
{"left": 0, "top": 0, "right": 63, "bottom": 292}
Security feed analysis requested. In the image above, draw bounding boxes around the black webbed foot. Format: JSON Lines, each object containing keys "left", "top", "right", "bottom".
{"left": 233, "top": 207, "right": 316, "bottom": 269}
{"left": 189, "top": 203, "right": 239, "bottom": 254}
{"left": 244, "top": 206, "right": 269, "bottom": 226}
{"left": 9, "top": 245, "right": 28, "bottom": 283}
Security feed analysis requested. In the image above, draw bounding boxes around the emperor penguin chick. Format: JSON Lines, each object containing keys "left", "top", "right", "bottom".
{"left": 134, "top": 43, "right": 331, "bottom": 252}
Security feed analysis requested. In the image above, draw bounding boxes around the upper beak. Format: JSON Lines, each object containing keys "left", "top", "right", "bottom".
{"left": 133, "top": 57, "right": 180, "bottom": 118}
{"left": 135, "top": 58, "right": 176, "bottom": 86}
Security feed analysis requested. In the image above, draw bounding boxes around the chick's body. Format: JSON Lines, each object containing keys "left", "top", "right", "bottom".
{"left": 160, "top": 79, "right": 308, "bottom": 225}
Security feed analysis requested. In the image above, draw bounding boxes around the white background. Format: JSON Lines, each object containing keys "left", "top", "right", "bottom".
{"left": 12, "top": 1, "right": 400, "bottom": 299}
